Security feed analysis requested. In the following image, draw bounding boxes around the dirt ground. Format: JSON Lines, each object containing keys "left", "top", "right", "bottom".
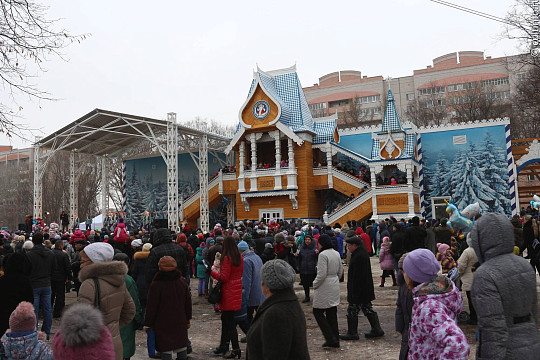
{"left": 51, "top": 258, "right": 490, "bottom": 359}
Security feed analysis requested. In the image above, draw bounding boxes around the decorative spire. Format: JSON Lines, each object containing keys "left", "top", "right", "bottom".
{"left": 381, "top": 89, "right": 402, "bottom": 133}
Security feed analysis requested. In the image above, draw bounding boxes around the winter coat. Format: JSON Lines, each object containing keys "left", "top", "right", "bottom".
{"left": 1, "top": 331, "right": 53, "bottom": 360}
{"left": 390, "top": 226, "right": 406, "bottom": 261}
{"left": 404, "top": 225, "right": 427, "bottom": 252}
{"left": 457, "top": 246, "right": 477, "bottom": 292}
{"left": 523, "top": 220, "right": 538, "bottom": 259}
{"left": 355, "top": 228, "right": 372, "bottom": 255}
{"left": 145, "top": 241, "right": 188, "bottom": 284}
{"left": 471, "top": 214, "right": 540, "bottom": 359}
{"left": 206, "top": 242, "right": 223, "bottom": 269}
{"left": 145, "top": 270, "right": 192, "bottom": 352}
{"left": 131, "top": 251, "right": 150, "bottom": 304}
{"left": 254, "top": 237, "right": 266, "bottom": 256}
{"left": 408, "top": 276, "right": 470, "bottom": 359}
{"left": 298, "top": 241, "right": 318, "bottom": 275}
{"left": 436, "top": 237, "right": 457, "bottom": 274}
{"left": 69, "top": 229, "right": 86, "bottom": 244}
{"left": 395, "top": 272, "right": 413, "bottom": 360}
{"left": 336, "top": 232, "right": 344, "bottom": 257}
{"left": 434, "top": 226, "right": 452, "bottom": 246}
{"left": 211, "top": 258, "right": 221, "bottom": 287}
{"left": 378, "top": 242, "right": 394, "bottom": 271}
{"left": 210, "top": 255, "right": 243, "bottom": 311}
{"left": 246, "top": 287, "right": 310, "bottom": 360}
{"left": 0, "top": 253, "right": 34, "bottom": 337}
{"left": 120, "top": 274, "right": 142, "bottom": 359}
{"left": 241, "top": 250, "right": 266, "bottom": 307}
{"left": 260, "top": 247, "right": 275, "bottom": 263}
{"left": 313, "top": 248, "right": 343, "bottom": 309}
{"left": 78, "top": 261, "right": 136, "bottom": 360}
{"left": 195, "top": 248, "right": 206, "bottom": 278}
{"left": 26, "top": 243, "right": 56, "bottom": 289}
{"left": 113, "top": 223, "right": 129, "bottom": 244}
{"left": 347, "top": 245, "right": 375, "bottom": 305}
{"left": 177, "top": 236, "right": 194, "bottom": 263}
{"left": 425, "top": 228, "right": 437, "bottom": 255}
{"left": 51, "top": 248, "right": 71, "bottom": 282}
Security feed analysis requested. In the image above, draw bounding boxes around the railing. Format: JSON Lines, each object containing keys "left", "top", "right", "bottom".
{"left": 222, "top": 173, "right": 236, "bottom": 181}
{"left": 183, "top": 176, "right": 220, "bottom": 208}
{"left": 330, "top": 143, "right": 371, "bottom": 165}
{"left": 313, "top": 167, "right": 328, "bottom": 176}
{"left": 332, "top": 168, "right": 371, "bottom": 188}
{"left": 243, "top": 167, "right": 297, "bottom": 177}
{"left": 327, "top": 189, "right": 373, "bottom": 224}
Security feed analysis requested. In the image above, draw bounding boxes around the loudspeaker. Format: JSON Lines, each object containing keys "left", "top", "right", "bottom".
{"left": 153, "top": 219, "right": 168, "bottom": 229}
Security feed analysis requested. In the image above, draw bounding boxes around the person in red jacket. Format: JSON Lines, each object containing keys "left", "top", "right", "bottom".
{"left": 210, "top": 236, "right": 244, "bottom": 359}
{"left": 355, "top": 227, "right": 373, "bottom": 256}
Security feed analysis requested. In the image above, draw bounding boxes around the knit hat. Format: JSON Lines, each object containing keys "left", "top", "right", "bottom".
{"left": 131, "top": 239, "right": 142, "bottom": 248}
{"left": 265, "top": 243, "right": 273, "bottom": 249}
{"left": 237, "top": 241, "right": 249, "bottom": 251}
{"left": 142, "top": 243, "right": 152, "bottom": 252}
{"left": 22, "top": 240, "right": 33, "bottom": 250}
{"left": 334, "top": 228, "right": 341, "bottom": 234}
{"left": 437, "top": 243, "right": 450, "bottom": 254}
{"left": 9, "top": 301, "right": 36, "bottom": 332}
{"left": 260, "top": 259, "right": 296, "bottom": 290}
{"left": 199, "top": 241, "right": 206, "bottom": 249}
{"left": 52, "top": 303, "right": 115, "bottom": 360}
{"left": 318, "top": 234, "right": 333, "bottom": 249}
{"left": 403, "top": 248, "right": 440, "bottom": 284}
{"left": 398, "top": 253, "right": 408, "bottom": 270}
{"left": 158, "top": 256, "right": 177, "bottom": 272}
{"left": 312, "top": 228, "right": 319, "bottom": 235}
{"left": 382, "top": 236, "right": 390, "bottom": 243}
{"left": 84, "top": 242, "right": 114, "bottom": 263}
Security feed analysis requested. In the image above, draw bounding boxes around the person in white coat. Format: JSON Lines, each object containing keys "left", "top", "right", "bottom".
{"left": 313, "top": 234, "right": 343, "bottom": 348}
{"left": 457, "top": 234, "right": 478, "bottom": 325}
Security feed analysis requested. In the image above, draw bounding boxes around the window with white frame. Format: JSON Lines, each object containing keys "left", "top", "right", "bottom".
{"left": 481, "top": 77, "right": 509, "bottom": 87}
{"left": 259, "top": 208, "right": 284, "bottom": 223}
{"left": 406, "top": 93, "right": 414, "bottom": 101}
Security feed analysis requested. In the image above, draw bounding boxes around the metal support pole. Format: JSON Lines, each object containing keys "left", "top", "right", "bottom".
{"left": 33, "top": 137, "right": 42, "bottom": 220}
{"left": 199, "top": 134, "right": 209, "bottom": 233}
{"left": 101, "top": 157, "right": 109, "bottom": 218}
{"left": 407, "top": 165, "right": 415, "bottom": 216}
{"left": 69, "top": 152, "right": 77, "bottom": 230}
{"left": 226, "top": 195, "right": 236, "bottom": 226}
{"left": 326, "top": 142, "right": 333, "bottom": 189}
{"left": 167, "top": 113, "right": 179, "bottom": 231}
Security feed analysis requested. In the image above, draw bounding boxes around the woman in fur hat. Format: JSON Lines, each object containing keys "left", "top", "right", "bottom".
{"left": 77, "top": 242, "right": 135, "bottom": 360}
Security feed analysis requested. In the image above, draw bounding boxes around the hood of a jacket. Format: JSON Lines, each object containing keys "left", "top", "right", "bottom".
{"left": 2, "top": 331, "right": 40, "bottom": 358}
{"left": 413, "top": 275, "right": 462, "bottom": 316}
{"left": 242, "top": 249, "right": 256, "bottom": 258}
{"left": 78, "top": 261, "right": 127, "bottom": 287}
{"left": 470, "top": 212, "right": 514, "bottom": 264}
{"left": 30, "top": 244, "right": 50, "bottom": 258}
{"left": 117, "top": 222, "right": 126, "bottom": 229}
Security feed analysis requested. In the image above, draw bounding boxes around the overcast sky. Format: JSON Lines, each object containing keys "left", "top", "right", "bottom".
{"left": 2, "top": 0, "right": 521, "bottom": 148}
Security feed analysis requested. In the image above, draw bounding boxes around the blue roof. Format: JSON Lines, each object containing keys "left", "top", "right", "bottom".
{"left": 400, "top": 133, "right": 416, "bottom": 158}
{"left": 240, "top": 66, "right": 334, "bottom": 142}
{"left": 381, "top": 90, "right": 403, "bottom": 133}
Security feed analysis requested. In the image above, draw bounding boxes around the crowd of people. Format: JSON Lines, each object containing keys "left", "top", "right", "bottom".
{"left": 1, "top": 209, "right": 540, "bottom": 359}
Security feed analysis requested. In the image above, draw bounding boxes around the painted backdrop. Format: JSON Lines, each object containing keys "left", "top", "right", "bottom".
{"left": 125, "top": 152, "right": 226, "bottom": 228}
{"left": 421, "top": 125, "right": 511, "bottom": 219}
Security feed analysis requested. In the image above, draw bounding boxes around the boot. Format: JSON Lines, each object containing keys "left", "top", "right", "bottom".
{"left": 224, "top": 348, "right": 241, "bottom": 359}
{"left": 392, "top": 277, "right": 398, "bottom": 287}
{"left": 161, "top": 353, "right": 173, "bottom": 360}
{"left": 176, "top": 350, "right": 187, "bottom": 360}
{"left": 365, "top": 313, "right": 385, "bottom": 338}
{"left": 379, "top": 277, "right": 385, "bottom": 288}
{"left": 213, "top": 344, "right": 229, "bottom": 355}
{"left": 340, "top": 316, "right": 360, "bottom": 340}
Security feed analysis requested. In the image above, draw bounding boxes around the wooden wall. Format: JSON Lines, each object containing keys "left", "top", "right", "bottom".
{"left": 332, "top": 198, "right": 372, "bottom": 226}
{"left": 376, "top": 193, "right": 409, "bottom": 214}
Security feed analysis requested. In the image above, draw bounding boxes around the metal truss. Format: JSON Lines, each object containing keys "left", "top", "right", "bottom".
{"left": 69, "top": 152, "right": 77, "bottom": 229}
{"left": 101, "top": 157, "right": 109, "bottom": 218}
{"left": 33, "top": 137, "right": 42, "bottom": 220}
{"left": 167, "top": 113, "right": 179, "bottom": 231}
{"left": 199, "top": 135, "right": 209, "bottom": 233}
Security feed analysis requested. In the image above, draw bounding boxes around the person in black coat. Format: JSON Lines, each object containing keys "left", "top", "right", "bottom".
{"left": 340, "top": 235, "right": 384, "bottom": 341}
{"left": 260, "top": 243, "right": 275, "bottom": 264}
{"left": 296, "top": 235, "right": 318, "bottom": 303}
{"left": 522, "top": 215, "right": 539, "bottom": 274}
{"left": 0, "top": 252, "right": 34, "bottom": 336}
{"left": 145, "top": 228, "right": 187, "bottom": 284}
{"left": 51, "top": 240, "right": 71, "bottom": 318}
{"left": 404, "top": 216, "right": 427, "bottom": 252}
{"left": 246, "top": 260, "right": 309, "bottom": 360}
{"left": 390, "top": 224, "right": 406, "bottom": 272}
{"left": 395, "top": 254, "right": 414, "bottom": 360}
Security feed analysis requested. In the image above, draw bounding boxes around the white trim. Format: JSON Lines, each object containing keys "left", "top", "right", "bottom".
{"left": 276, "top": 122, "right": 304, "bottom": 146}
{"left": 258, "top": 64, "right": 297, "bottom": 77}
{"left": 225, "top": 127, "right": 245, "bottom": 154}
{"left": 259, "top": 208, "right": 284, "bottom": 222}
{"left": 240, "top": 190, "right": 297, "bottom": 198}
{"left": 417, "top": 117, "right": 510, "bottom": 133}
{"left": 236, "top": 73, "right": 283, "bottom": 129}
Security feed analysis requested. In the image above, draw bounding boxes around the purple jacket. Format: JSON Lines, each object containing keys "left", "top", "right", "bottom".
{"left": 378, "top": 243, "right": 394, "bottom": 271}
{"left": 408, "top": 276, "right": 470, "bottom": 359}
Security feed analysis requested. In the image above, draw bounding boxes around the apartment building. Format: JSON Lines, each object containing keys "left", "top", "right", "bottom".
{"left": 304, "top": 51, "right": 523, "bottom": 127}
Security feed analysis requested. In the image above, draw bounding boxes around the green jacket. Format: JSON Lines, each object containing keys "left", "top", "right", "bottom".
{"left": 120, "top": 274, "right": 142, "bottom": 358}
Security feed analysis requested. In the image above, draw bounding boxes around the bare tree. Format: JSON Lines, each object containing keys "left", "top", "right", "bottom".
{"left": 181, "top": 116, "right": 235, "bottom": 137}
{"left": 510, "top": 63, "right": 540, "bottom": 138}
{"left": 405, "top": 93, "right": 448, "bottom": 127}
{"left": 0, "top": 0, "right": 86, "bottom": 139}
{"left": 505, "top": 0, "right": 540, "bottom": 58}
{"left": 448, "top": 82, "right": 511, "bottom": 123}
{"left": 338, "top": 96, "right": 380, "bottom": 128}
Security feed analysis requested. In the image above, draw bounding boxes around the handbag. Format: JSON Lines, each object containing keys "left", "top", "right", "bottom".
{"left": 147, "top": 329, "right": 156, "bottom": 358}
{"left": 208, "top": 275, "right": 222, "bottom": 304}
{"left": 93, "top": 278, "right": 101, "bottom": 309}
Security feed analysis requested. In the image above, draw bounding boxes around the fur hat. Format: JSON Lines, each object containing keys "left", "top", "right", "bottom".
{"left": 237, "top": 241, "right": 249, "bottom": 251}
{"left": 403, "top": 248, "right": 440, "bottom": 284}
{"left": 158, "top": 256, "right": 177, "bottom": 272}
{"left": 142, "top": 243, "right": 152, "bottom": 252}
{"left": 261, "top": 259, "right": 296, "bottom": 290}
{"left": 131, "top": 239, "right": 142, "bottom": 248}
{"left": 265, "top": 243, "right": 273, "bottom": 249}
{"left": 22, "top": 240, "right": 34, "bottom": 250}
{"left": 52, "top": 303, "right": 115, "bottom": 360}
{"left": 9, "top": 301, "right": 36, "bottom": 332}
{"left": 84, "top": 242, "right": 114, "bottom": 263}
{"left": 215, "top": 252, "right": 222, "bottom": 260}
{"left": 318, "top": 234, "right": 333, "bottom": 249}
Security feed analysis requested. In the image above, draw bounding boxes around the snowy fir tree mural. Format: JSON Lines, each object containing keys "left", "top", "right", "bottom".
{"left": 124, "top": 152, "right": 226, "bottom": 229}
{"left": 422, "top": 126, "right": 511, "bottom": 219}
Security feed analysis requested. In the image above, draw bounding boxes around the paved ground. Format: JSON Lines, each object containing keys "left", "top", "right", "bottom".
{"left": 49, "top": 258, "right": 489, "bottom": 359}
